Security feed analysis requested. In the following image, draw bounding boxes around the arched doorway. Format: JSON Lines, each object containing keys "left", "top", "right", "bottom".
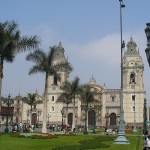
{"left": 32, "top": 113, "right": 37, "bottom": 125}
{"left": 88, "top": 110, "right": 95, "bottom": 129}
{"left": 68, "top": 113, "right": 73, "bottom": 126}
{"left": 110, "top": 113, "right": 116, "bottom": 126}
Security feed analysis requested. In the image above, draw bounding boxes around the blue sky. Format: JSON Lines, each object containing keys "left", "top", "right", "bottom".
{"left": 0, "top": 0, "right": 150, "bottom": 104}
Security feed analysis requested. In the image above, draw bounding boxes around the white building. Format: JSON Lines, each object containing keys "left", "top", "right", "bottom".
{"left": 0, "top": 38, "right": 146, "bottom": 128}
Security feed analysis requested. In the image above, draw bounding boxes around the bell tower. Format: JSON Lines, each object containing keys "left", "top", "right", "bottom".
{"left": 47, "top": 42, "right": 70, "bottom": 124}
{"left": 123, "top": 37, "right": 146, "bottom": 125}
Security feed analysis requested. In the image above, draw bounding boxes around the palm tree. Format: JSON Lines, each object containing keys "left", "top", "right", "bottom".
{"left": 26, "top": 47, "right": 72, "bottom": 133}
{"left": 0, "top": 20, "right": 40, "bottom": 103}
{"left": 80, "top": 84, "right": 98, "bottom": 134}
{"left": 22, "top": 93, "right": 43, "bottom": 125}
{"left": 61, "top": 76, "right": 80, "bottom": 131}
{"left": 57, "top": 93, "right": 72, "bottom": 125}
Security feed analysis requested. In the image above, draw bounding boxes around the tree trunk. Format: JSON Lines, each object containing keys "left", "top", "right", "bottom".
{"left": 42, "top": 75, "right": 48, "bottom": 133}
{"left": 0, "top": 64, "right": 3, "bottom": 111}
{"left": 30, "top": 106, "right": 32, "bottom": 125}
{"left": 66, "top": 103, "right": 68, "bottom": 124}
{"left": 72, "top": 96, "right": 75, "bottom": 131}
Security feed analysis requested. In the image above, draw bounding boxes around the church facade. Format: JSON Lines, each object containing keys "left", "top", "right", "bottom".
{"left": 0, "top": 38, "right": 146, "bottom": 129}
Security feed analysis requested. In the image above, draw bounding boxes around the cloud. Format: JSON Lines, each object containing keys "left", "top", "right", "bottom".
{"left": 67, "top": 34, "right": 120, "bottom": 65}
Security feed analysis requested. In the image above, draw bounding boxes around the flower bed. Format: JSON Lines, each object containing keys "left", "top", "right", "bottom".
{"left": 125, "top": 129, "right": 133, "bottom": 134}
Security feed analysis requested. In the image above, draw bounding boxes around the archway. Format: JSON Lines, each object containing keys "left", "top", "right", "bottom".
{"left": 110, "top": 113, "right": 116, "bottom": 126}
{"left": 31, "top": 113, "right": 37, "bottom": 126}
{"left": 88, "top": 110, "right": 95, "bottom": 129}
{"left": 68, "top": 113, "right": 73, "bottom": 126}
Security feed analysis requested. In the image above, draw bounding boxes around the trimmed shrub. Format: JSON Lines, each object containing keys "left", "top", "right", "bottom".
{"left": 30, "top": 133, "right": 58, "bottom": 139}
{"left": 55, "top": 133, "right": 76, "bottom": 136}
{"left": 52, "top": 145, "right": 81, "bottom": 150}
{"left": 10, "top": 133, "right": 26, "bottom": 138}
{"left": 52, "top": 136, "right": 114, "bottom": 150}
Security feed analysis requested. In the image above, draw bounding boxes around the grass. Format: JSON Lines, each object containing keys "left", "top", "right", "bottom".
{"left": 0, "top": 133, "right": 143, "bottom": 150}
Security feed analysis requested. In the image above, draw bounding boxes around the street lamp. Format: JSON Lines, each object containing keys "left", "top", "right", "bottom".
{"left": 143, "top": 98, "right": 148, "bottom": 135}
{"left": 47, "top": 113, "right": 50, "bottom": 124}
{"left": 114, "top": 0, "right": 129, "bottom": 144}
{"left": 4, "top": 94, "right": 12, "bottom": 132}
{"left": 26, "top": 110, "right": 30, "bottom": 124}
{"left": 61, "top": 109, "right": 64, "bottom": 131}
{"left": 37, "top": 110, "right": 41, "bottom": 124}
{"left": 145, "top": 23, "right": 150, "bottom": 66}
{"left": 132, "top": 82, "right": 137, "bottom": 132}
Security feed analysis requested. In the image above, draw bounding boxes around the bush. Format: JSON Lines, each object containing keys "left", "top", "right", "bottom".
{"left": 30, "top": 133, "right": 58, "bottom": 139}
{"left": 10, "top": 133, "right": 26, "bottom": 138}
{"left": 52, "top": 136, "right": 114, "bottom": 150}
{"left": 10, "top": 133, "right": 57, "bottom": 139}
{"left": 55, "top": 132, "right": 76, "bottom": 136}
{"left": 52, "top": 145, "right": 81, "bottom": 150}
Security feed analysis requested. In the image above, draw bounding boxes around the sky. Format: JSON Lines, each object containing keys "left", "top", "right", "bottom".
{"left": 0, "top": 0, "right": 150, "bottom": 104}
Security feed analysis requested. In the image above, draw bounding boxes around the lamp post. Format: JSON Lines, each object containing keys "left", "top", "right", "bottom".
{"left": 37, "top": 110, "right": 41, "bottom": 124}
{"left": 143, "top": 99, "right": 148, "bottom": 134}
{"left": 61, "top": 109, "right": 64, "bottom": 131}
{"left": 145, "top": 23, "right": 150, "bottom": 66}
{"left": 132, "top": 82, "right": 137, "bottom": 132}
{"left": 48, "top": 113, "right": 50, "bottom": 124}
{"left": 84, "top": 104, "right": 88, "bottom": 134}
{"left": 26, "top": 110, "right": 30, "bottom": 124}
{"left": 114, "top": 0, "right": 129, "bottom": 144}
{"left": 105, "top": 113, "right": 109, "bottom": 128}
{"left": 4, "top": 94, "right": 12, "bottom": 133}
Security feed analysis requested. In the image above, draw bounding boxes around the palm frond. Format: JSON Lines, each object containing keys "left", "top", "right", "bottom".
{"left": 3, "top": 41, "right": 15, "bottom": 62}
{"left": 54, "top": 61, "right": 73, "bottom": 72}
{"left": 48, "top": 46, "right": 55, "bottom": 64}
{"left": 26, "top": 49, "right": 45, "bottom": 63}
{"left": 80, "top": 84, "right": 98, "bottom": 104}
{"left": 57, "top": 93, "right": 72, "bottom": 104}
{"left": 29, "top": 65, "right": 45, "bottom": 75}
{"left": 17, "top": 35, "right": 40, "bottom": 52}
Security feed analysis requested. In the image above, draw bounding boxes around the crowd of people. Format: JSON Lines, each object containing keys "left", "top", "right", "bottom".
{"left": 11, "top": 122, "right": 35, "bottom": 133}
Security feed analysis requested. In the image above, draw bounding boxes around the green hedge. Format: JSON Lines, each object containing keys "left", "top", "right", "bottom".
{"left": 52, "top": 136, "right": 115, "bottom": 150}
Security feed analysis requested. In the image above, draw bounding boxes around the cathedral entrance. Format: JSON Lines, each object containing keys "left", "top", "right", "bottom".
{"left": 110, "top": 113, "right": 116, "bottom": 126}
{"left": 31, "top": 113, "right": 37, "bottom": 125}
{"left": 68, "top": 113, "right": 73, "bottom": 126}
{"left": 88, "top": 110, "right": 95, "bottom": 129}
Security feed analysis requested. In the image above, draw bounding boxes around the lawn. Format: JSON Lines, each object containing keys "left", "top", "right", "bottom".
{"left": 0, "top": 133, "right": 143, "bottom": 150}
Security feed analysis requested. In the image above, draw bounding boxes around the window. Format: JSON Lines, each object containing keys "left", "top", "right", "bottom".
{"left": 132, "top": 95, "right": 136, "bottom": 101}
{"left": 131, "top": 106, "right": 135, "bottom": 112}
{"left": 51, "top": 106, "right": 54, "bottom": 111}
{"left": 52, "top": 96, "right": 54, "bottom": 101}
{"left": 54, "top": 76, "right": 58, "bottom": 85}
{"left": 130, "top": 73, "right": 136, "bottom": 83}
{"left": 111, "top": 96, "right": 116, "bottom": 102}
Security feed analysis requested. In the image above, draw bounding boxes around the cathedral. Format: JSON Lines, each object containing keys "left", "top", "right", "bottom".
{"left": 0, "top": 37, "right": 146, "bottom": 129}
